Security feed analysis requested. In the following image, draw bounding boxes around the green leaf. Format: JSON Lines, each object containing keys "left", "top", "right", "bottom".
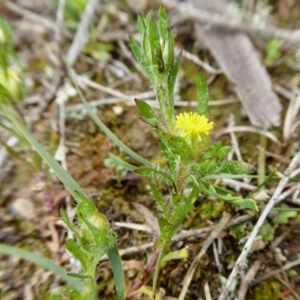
{"left": 200, "top": 201, "right": 225, "bottom": 220}
{"left": 0, "top": 243, "right": 83, "bottom": 292}
{"left": 135, "top": 167, "right": 175, "bottom": 187}
{"left": 148, "top": 180, "right": 167, "bottom": 217}
{"left": 5, "top": 112, "right": 86, "bottom": 201}
{"left": 157, "top": 218, "right": 174, "bottom": 249}
{"left": 196, "top": 73, "right": 209, "bottom": 117}
{"left": 137, "top": 14, "right": 146, "bottom": 38}
{"left": 230, "top": 198, "right": 258, "bottom": 211}
{"left": 208, "top": 185, "right": 258, "bottom": 211}
{"left": 159, "top": 140, "right": 180, "bottom": 182}
{"left": 157, "top": 7, "right": 168, "bottom": 42}
{"left": 148, "top": 18, "right": 164, "bottom": 73}
{"left": 169, "top": 180, "right": 199, "bottom": 224}
{"left": 162, "top": 133, "right": 193, "bottom": 163}
{"left": 165, "top": 30, "right": 174, "bottom": 71}
{"left": 106, "top": 153, "right": 137, "bottom": 172}
{"left": 162, "top": 247, "right": 189, "bottom": 263}
{"left": 229, "top": 223, "right": 247, "bottom": 240}
{"left": 66, "top": 239, "right": 90, "bottom": 272}
{"left": 129, "top": 36, "right": 155, "bottom": 88}
{"left": 222, "top": 161, "right": 255, "bottom": 175}
{"left": 135, "top": 99, "right": 159, "bottom": 126}
{"left": 168, "top": 52, "right": 181, "bottom": 99}
{"left": 192, "top": 160, "right": 226, "bottom": 177}
{"left": 74, "top": 191, "right": 96, "bottom": 212}
{"left": 107, "top": 245, "right": 125, "bottom": 300}
{"left": 60, "top": 209, "right": 80, "bottom": 237}
{"left": 78, "top": 211, "right": 107, "bottom": 248}
{"left": 271, "top": 205, "right": 297, "bottom": 226}
{"left": 259, "top": 223, "right": 275, "bottom": 242}
{"left": 202, "top": 141, "right": 231, "bottom": 160}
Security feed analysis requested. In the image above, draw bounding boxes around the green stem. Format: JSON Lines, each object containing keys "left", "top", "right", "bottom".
{"left": 152, "top": 249, "right": 165, "bottom": 299}
{"left": 156, "top": 76, "right": 174, "bottom": 131}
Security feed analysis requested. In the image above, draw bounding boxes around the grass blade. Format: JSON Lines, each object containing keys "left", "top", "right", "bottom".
{"left": 0, "top": 243, "right": 83, "bottom": 292}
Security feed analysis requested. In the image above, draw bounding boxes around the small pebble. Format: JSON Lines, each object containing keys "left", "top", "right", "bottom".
{"left": 8, "top": 198, "right": 35, "bottom": 220}
{"left": 113, "top": 105, "right": 124, "bottom": 116}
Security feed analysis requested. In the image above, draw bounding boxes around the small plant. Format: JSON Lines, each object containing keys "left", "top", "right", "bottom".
{"left": 126, "top": 8, "right": 258, "bottom": 296}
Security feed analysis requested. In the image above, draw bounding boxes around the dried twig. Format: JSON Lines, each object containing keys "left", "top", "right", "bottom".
{"left": 251, "top": 258, "right": 300, "bottom": 287}
{"left": 178, "top": 212, "right": 231, "bottom": 300}
{"left": 66, "top": 97, "right": 238, "bottom": 111}
{"left": 177, "top": 48, "right": 222, "bottom": 74}
{"left": 237, "top": 260, "right": 261, "bottom": 300}
{"left": 216, "top": 126, "right": 280, "bottom": 144}
{"left": 283, "top": 91, "right": 300, "bottom": 141}
{"left": 228, "top": 114, "right": 243, "bottom": 162}
{"left": 204, "top": 282, "right": 212, "bottom": 300}
{"left": 105, "top": 215, "right": 253, "bottom": 261}
{"left": 218, "top": 152, "right": 300, "bottom": 300}
{"left": 66, "top": 0, "right": 99, "bottom": 66}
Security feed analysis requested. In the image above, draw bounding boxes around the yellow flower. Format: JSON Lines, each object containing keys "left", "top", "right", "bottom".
{"left": 175, "top": 112, "right": 213, "bottom": 140}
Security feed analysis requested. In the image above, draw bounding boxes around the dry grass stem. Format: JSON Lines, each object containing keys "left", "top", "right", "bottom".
{"left": 66, "top": 0, "right": 99, "bottom": 66}
{"left": 216, "top": 126, "right": 280, "bottom": 144}
{"left": 178, "top": 212, "right": 231, "bottom": 300}
{"left": 237, "top": 260, "right": 261, "bottom": 300}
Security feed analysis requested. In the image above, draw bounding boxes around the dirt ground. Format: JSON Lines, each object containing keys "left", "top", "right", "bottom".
{"left": 1, "top": 0, "right": 300, "bottom": 299}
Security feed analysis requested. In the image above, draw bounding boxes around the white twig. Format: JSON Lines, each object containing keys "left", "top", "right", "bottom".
{"left": 102, "top": 215, "right": 253, "bottom": 261}
{"left": 253, "top": 258, "right": 300, "bottom": 286}
{"left": 66, "top": 0, "right": 99, "bottom": 66}
{"left": 179, "top": 212, "right": 231, "bottom": 300}
{"left": 237, "top": 260, "right": 261, "bottom": 300}
{"left": 177, "top": 48, "right": 222, "bottom": 74}
{"left": 213, "top": 240, "right": 222, "bottom": 272}
{"left": 228, "top": 114, "right": 243, "bottom": 162}
{"left": 283, "top": 91, "right": 300, "bottom": 141}
{"left": 66, "top": 96, "right": 238, "bottom": 111}
{"left": 216, "top": 126, "right": 280, "bottom": 144}
{"left": 204, "top": 282, "right": 212, "bottom": 300}
{"left": 218, "top": 152, "right": 300, "bottom": 300}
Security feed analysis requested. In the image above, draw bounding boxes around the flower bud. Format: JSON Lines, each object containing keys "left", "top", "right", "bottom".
{"left": 81, "top": 212, "right": 110, "bottom": 244}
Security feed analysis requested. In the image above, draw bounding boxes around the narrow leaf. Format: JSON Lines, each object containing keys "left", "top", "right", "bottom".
{"left": 222, "top": 161, "right": 255, "bottom": 175}
{"left": 196, "top": 73, "right": 209, "bottom": 117}
{"left": 0, "top": 244, "right": 83, "bottom": 292}
{"left": 107, "top": 245, "right": 125, "bottom": 300}
{"left": 6, "top": 112, "right": 86, "bottom": 200}
{"left": 135, "top": 99, "right": 159, "bottom": 126}
{"left": 159, "top": 140, "right": 180, "bottom": 182}
{"left": 162, "top": 133, "right": 193, "bottom": 162}
{"left": 135, "top": 167, "right": 175, "bottom": 187}
{"left": 148, "top": 18, "right": 164, "bottom": 73}
{"left": 148, "top": 180, "right": 167, "bottom": 217}
{"left": 158, "top": 7, "right": 168, "bottom": 41}
{"left": 66, "top": 240, "right": 90, "bottom": 272}
{"left": 168, "top": 52, "right": 181, "bottom": 100}
{"left": 107, "top": 153, "right": 137, "bottom": 172}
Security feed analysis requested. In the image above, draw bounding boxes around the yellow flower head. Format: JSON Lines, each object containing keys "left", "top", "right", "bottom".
{"left": 175, "top": 112, "right": 213, "bottom": 140}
